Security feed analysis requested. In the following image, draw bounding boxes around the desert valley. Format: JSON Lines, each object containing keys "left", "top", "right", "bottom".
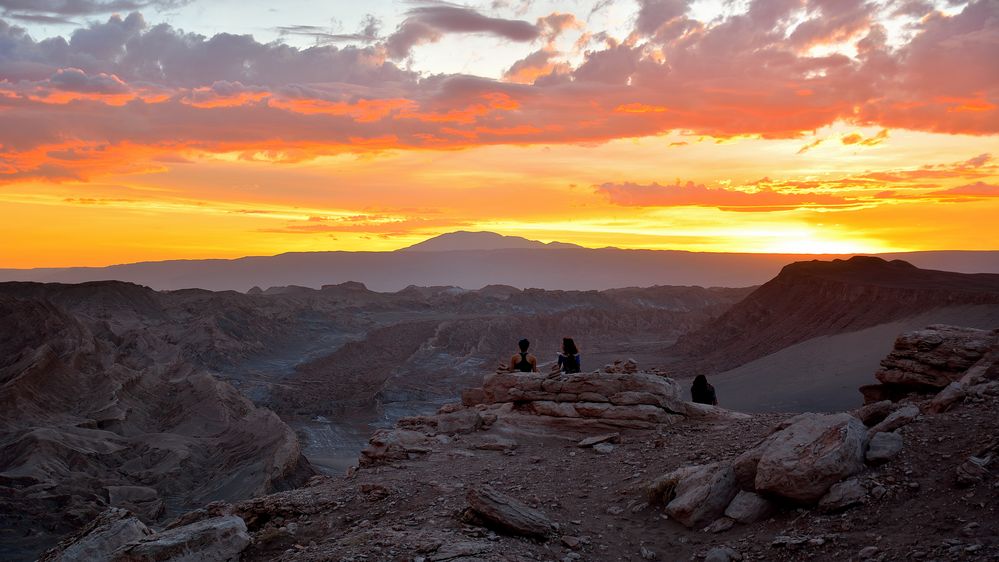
{"left": 2, "top": 233, "right": 999, "bottom": 561}
{"left": 2, "top": 0, "right": 998, "bottom": 559}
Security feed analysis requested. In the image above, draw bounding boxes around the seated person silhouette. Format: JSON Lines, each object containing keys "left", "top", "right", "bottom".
{"left": 690, "top": 374, "right": 718, "bottom": 405}
{"left": 510, "top": 338, "right": 538, "bottom": 372}
{"left": 557, "top": 337, "right": 581, "bottom": 374}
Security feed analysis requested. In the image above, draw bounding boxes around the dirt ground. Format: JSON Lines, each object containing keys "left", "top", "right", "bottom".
{"left": 218, "top": 390, "right": 999, "bottom": 562}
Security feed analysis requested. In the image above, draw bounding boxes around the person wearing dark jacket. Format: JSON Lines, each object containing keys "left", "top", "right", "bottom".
{"left": 690, "top": 374, "right": 718, "bottom": 405}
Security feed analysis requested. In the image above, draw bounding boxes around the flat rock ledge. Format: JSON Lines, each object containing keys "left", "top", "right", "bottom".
{"left": 361, "top": 370, "right": 750, "bottom": 466}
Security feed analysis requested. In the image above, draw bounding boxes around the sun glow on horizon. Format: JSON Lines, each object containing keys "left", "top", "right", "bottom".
{"left": 1, "top": 1, "right": 997, "bottom": 268}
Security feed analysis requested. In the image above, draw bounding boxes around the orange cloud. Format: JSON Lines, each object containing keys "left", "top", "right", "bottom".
{"left": 596, "top": 181, "right": 852, "bottom": 212}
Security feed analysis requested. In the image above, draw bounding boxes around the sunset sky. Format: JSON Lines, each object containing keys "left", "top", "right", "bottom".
{"left": 1, "top": 0, "right": 997, "bottom": 267}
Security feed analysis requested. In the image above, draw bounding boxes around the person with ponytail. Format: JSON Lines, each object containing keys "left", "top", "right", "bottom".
{"left": 557, "top": 337, "right": 581, "bottom": 374}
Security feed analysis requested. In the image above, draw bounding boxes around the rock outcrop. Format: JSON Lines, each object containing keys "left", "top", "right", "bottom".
{"left": 874, "top": 325, "right": 998, "bottom": 390}
{"left": 733, "top": 413, "right": 868, "bottom": 503}
{"left": 41, "top": 509, "right": 250, "bottom": 562}
{"left": 362, "top": 369, "right": 751, "bottom": 467}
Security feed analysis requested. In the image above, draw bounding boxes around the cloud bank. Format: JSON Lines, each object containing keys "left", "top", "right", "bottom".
{"left": 0, "top": 0, "right": 996, "bottom": 183}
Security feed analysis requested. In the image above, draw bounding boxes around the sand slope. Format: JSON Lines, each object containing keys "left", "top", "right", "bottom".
{"left": 706, "top": 304, "right": 999, "bottom": 413}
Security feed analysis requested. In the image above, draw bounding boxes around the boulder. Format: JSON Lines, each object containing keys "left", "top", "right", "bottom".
{"left": 927, "top": 382, "right": 966, "bottom": 414}
{"left": 657, "top": 463, "right": 739, "bottom": 529}
{"left": 868, "top": 404, "right": 920, "bottom": 436}
{"left": 703, "top": 517, "right": 735, "bottom": 533}
{"left": 464, "top": 485, "right": 554, "bottom": 538}
{"left": 754, "top": 413, "right": 868, "bottom": 503}
{"left": 577, "top": 433, "right": 620, "bottom": 448}
{"left": 593, "top": 442, "right": 615, "bottom": 455}
{"left": 865, "top": 431, "right": 904, "bottom": 465}
{"left": 723, "top": 491, "right": 775, "bottom": 524}
{"left": 111, "top": 515, "right": 250, "bottom": 561}
{"left": 818, "top": 479, "right": 866, "bottom": 512}
{"left": 704, "top": 546, "right": 742, "bottom": 562}
{"left": 732, "top": 445, "right": 765, "bottom": 491}
{"left": 40, "top": 508, "right": 152, "bottom": 562}
{"left": 853, "top": 400, "right": 895, "bottom": 427}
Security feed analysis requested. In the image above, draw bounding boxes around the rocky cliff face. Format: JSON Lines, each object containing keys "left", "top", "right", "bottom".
{"left": 670, "top": 257, "right": 999, "bottom": 375}
{"left": 0, "top": 292, "right": 314, "bottom": 561}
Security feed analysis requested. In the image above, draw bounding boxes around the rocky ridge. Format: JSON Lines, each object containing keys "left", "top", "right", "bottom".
{"left": 670, "top": 257, "right": 999, "bottom": 375}
{"left": 45, "top": 332, "right": 999, "bottom": 561}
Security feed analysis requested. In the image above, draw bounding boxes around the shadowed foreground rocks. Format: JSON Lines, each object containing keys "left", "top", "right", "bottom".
{"left": 40, "top": 327, "right": 999, "bottom": 561}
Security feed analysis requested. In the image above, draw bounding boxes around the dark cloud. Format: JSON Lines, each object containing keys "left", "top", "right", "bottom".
{"left": 276, "top": 14, "right": 381, "bottom": 45}
{"left": 385, "top": 2, "right": 540, "bottom": 59}
{"left": 0, "top": 0, "right": 188, "bottom": 16}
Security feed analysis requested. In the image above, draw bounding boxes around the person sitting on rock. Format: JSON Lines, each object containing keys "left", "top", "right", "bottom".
{"left": 690, "top": 374, "right": 718, "bottom": 405}
{"left": 557, "top": 337, "right": 581, "bottom": 374}
{"left": 510, "top": 338, "right": 539, "bottom": 372}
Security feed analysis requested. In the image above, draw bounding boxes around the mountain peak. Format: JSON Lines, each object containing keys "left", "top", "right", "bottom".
{"left": 398, "top": 231, "right": 581, "bottom": 252}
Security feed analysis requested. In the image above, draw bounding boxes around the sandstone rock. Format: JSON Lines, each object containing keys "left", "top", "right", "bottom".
{"left": 875, "top": 326, "right": 997, "bottom": 389}
{"left": 818, "top": 478, "right": 866, "bottom": 512}
{"left": 754, "top": 413, "right": 868, "bottom": 503}
{"left": 603, "top": 359, "right": 640, "bottom": 374}
{"left": 461, "top": 388, "right": 486, "bottom": 406}
{"left": 705, "top": 546, "right": 742, "bottom": 562}
{"left": 853, "top": 400, "right": 895, "bottom": 427}
{"left": 927, "top": 382, "right": 966, "bottom": 414}
{"left": 577, "top": 433, "right": 619, "bottom": 448}
{"left": 703, "top": 517, "right": 735, "bottom": 533}
{"left": 682, "top": 402, "right": 752, "bottom": 421}
{"left": 482, "top": 371, "right": 683, "bottom": 411}
{"left": 865, "top": 431, "right": 904, "bottom": 465}
{"left": 111, "top": 515, "right": 250, "bottom": 561}
{"left": 593, "top": 442, "right": 615, "bottom": 455}
{"left": 465, "top": 485, "right": 554, "bottom": 538}
{"left": 429, "top": 541, "right": 492, "bottom": 561}
{"left": 472, "top": 435, "right": 518, "bottom": 452}
{"left": 40, "top": 508, "right": 152, "bottom": 562}
{"left": 104, "top": 486, "right": 164, "bottom": 521}
{"left": 657, "top": 463, "right": 739, "bottom": 529}
{"left": 359, "top": 429, "right": 430, "bottom": 466}
{"left": 868, "top": 404, "right": 920, "bottom": 436}
{"left": 435, "top": 409, "right": 483, "bottom": 435}
{"left": 530, "top": 401, "right": 678, "bottom": 424}
{"left": 956, "top": 456, "right": 992, "bottom": 487}
{"left": 437, "top": 402, "right": 464, "bottom": 414}
{"left": 724, "top": 490, "right": 775, "bottom": 524}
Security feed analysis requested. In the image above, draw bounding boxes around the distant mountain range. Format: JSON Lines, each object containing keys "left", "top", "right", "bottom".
{"left": 399, "top": 230, "right": 583, "bottom": 252}
{"left": 1, "top": 231, "right": 997, "bottom": 291}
